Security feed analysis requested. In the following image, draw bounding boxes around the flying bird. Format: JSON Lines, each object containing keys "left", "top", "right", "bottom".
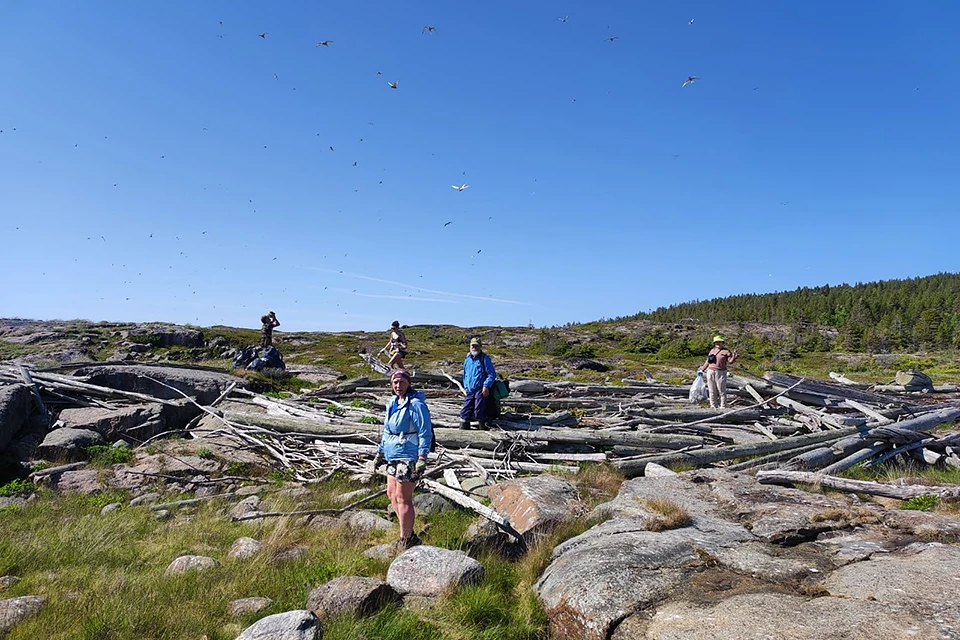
{"left": 558, "top": 15, "right": 569, "bottom": 22}
{"left": 422, "top": 26, "right": 436, "bottom": 33}
{"left": 259, "top": 32, "right": 268, "bottom": 38}
{"left": 316, "top": 40, "right": 332, "bottom": 47}
{"left": 605, "top": 36, "right": 619, "bottom": 42}
{"left": 451, "top": 184, "right": 470, "bottom": 191}
{"left": 444, "top": 221, "right": 452, "bottom": 226}
{"left": 376, "top": 71, "right": 382, "bottom": 77}
{"left": 688, "top": 18, "right": 695, "bottom": 25}
{"left": 329, "top": 146, "right": 334, "bottom": 151}
{"left": 682, "top": 76, "right": 699, "bottom": 87}
{"left": 388, "top": 80, "right": 399, "bottom": 89}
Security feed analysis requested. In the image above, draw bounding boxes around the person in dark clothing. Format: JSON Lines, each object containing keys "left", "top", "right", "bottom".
{"left": 459, "top": 337, "right": 496, "bottom": 430}
{"left": 260, "top": 311, "right": 280, "bottom": 347}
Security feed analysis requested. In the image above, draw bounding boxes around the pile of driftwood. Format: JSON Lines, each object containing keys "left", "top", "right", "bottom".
{"left": 4, "top": 363, "right": 959, "bottom": 500}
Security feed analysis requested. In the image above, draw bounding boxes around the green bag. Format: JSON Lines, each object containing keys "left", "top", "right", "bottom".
{"left": 492, "top": 379, "right": 510, "bottom": 400}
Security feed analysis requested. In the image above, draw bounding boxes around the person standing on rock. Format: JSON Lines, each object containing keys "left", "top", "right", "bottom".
{"left": 382, "top": 320, "right": 408, "bottom": 369}
{"left": 699, "top": 335, "right": 738, "bottom": 409}
{"left": 460, "top": 337, "right": 496, "bottom": 430}
{"left": 260, "top": 311, "right": 280, "bottom": 347}
{"left": 373, "top": 368, "right": 433, "bottom": 551}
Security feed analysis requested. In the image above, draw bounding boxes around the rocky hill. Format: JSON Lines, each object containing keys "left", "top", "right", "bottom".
{"left": 1, "top": 318, "right": 960, "bottom": 638}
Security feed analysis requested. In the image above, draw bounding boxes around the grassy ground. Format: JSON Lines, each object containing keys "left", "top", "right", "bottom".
{"left": 0, "top": 464, "right": 625, "bottom": 640}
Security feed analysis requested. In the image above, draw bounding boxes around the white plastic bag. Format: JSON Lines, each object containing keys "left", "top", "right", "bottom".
{"left": 689, "top": 373, "right": 708, "bottom": 403}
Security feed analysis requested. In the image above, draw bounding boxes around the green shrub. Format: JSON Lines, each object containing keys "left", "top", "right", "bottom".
{"left": 225, "top": 462, "right": 251, "bottom": 476}
{"left": 0, "top": 478, "right": 34, "bottom": 497}
{"left": 86, "top": 445, "right": 134, "bottom": 466}
{"left": 324, "top": 404, "right": 346, "bottom": 417}
{"left": 360, "top": 415, "right": 380, "bottom": 425}
{"left": 902, "top": 495, "right": 939, "bottom": 511}
{"left": 196, "top": 448, "right": 213, "bottom": 460}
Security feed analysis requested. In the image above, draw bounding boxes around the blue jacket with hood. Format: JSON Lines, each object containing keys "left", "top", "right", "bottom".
{"left": 378, "top": 389, "right": 433, "bottom": 461}
{"left": 463, "top": 351, "right": 496, "bottom": 393}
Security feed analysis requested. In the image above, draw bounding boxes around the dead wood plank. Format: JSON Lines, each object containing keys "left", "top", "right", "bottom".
{"left": 421, "top": 478, "right": 525, "bottom": 546}
{"left": 492, "top": 428, "right": 703, "bottom": 450}
{"left": 613, "top": 427, "right": 861, "bottom": 477}
{"left": 757, "top": 470, "right": 960, "bottom": 500}
{"left": 776, "top": 396, "right": 846, "bottom": 429}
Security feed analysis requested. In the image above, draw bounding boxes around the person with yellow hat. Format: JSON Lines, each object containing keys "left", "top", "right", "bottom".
{"left": 699, "top": 335, "right": 738, "bottom": 409}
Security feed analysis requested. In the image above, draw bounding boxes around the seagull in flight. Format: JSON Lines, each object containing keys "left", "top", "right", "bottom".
{"left": 557, "top": 15, "right": 569, "bottom": 23}
{"left": 316, "top": 40, "right": 332, "bottom": 47}
{"left": 688, "top": 18, "right": 695, "bottom": 25}
{"left": 388, "top": 80, "right": 399, "bottom": 89}
{"left": 451, "top": 184, "right": 470, "bottom": 192}
{"left": 605, "top": 36, "right": 619, "bottom": 42}
{"left": 422, "top": 26, "right": 436, "bottom": 33}
{"left": 682, "top": 76, "right": 699, "bottom": 87}
{"left": 259, "top": 32, "right": 268, "bottom": 38}
{"left": 444, "top": 221, "right": 452, "bottom": 226}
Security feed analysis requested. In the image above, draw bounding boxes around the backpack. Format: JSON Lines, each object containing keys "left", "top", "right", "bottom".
{"left": 707, "top": 352, "right": 717, "bottom": 365}
{"left": 393, "top": 391, "right": 437, "bottom": 452}
{"left": 479, "top": 355, "right": 509, "bottom": 417}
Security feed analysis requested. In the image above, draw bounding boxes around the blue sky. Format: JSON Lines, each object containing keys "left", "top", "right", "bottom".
{"left": 2, "top": 1, "right": 958, "bottom": 332}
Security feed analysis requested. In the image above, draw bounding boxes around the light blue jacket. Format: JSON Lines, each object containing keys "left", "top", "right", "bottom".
{"left": 463, "top": 351, "right": 495, "bottom": 393}
{"left": 378, "top": 389, "right": 433, "bottom": 460}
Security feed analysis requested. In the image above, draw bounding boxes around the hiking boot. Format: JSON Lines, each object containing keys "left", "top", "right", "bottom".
{"left": 459, "top": 420, "right": 471, "bottom": 430}
{"left": 392, "top": 533, "right": 422, "bottom": 554}
{"left": 476, "top": 421, "right": 490, "bottom": 431}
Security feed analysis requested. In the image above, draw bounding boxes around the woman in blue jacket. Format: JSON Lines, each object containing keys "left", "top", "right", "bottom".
{"left": 373, "top": 368, "right": 433, "bottom": 550}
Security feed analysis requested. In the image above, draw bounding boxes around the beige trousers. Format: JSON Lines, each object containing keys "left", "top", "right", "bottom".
{"left": 706, "top": 369, "right": 728, "bottom": 408}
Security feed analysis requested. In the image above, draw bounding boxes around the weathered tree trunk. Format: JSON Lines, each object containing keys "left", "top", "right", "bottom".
{"left": 757, "top": 470, "right": 960, "bottom": 500}
{"left": 613, "top": 428, "right": 860, "bottom": 477}
{"left": 493, "top": 428, "right": 703, "bottom": 450}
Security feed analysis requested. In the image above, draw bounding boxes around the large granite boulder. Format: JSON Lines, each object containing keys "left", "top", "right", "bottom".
{"left": 0, "top": 384, "right": 32, "bottom": 451}
{"left": 386, "top": 546, "right": 484, "bottom": 597}
{"left": 306, "top": 576, "right": 400, "bottom": 620}
{"left": 57, "top": 400, "right": 195, "bottom": 441}
{"left": 71, "top": 364, "right": 246, "bottom": 405}
{"left": 488, "top": 474, "right": 581, "bottom": 542}
{"left": 235, "top": 610, "right": 320, "bottom": 640}
{"left": 37, "top": 428, "right": 104, "bottom": 461}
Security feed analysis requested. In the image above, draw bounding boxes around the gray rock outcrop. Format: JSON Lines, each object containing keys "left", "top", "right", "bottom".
{"left": 306, "top": 576, "right": 400, "bottom": 620}
{"left": 386, "top": 545, "right": 484, "bottom": 597}
{"left": 71, "top": 364, "right": 246, "bottom": 405}
{"left": 0, "top": 384, "right": 32, "bottom": 451}
{"left": 37, "top": 428, "right": 104, "bottom": 460}
{"left": 235, "top": 610, "right": 320, "bottom": 640}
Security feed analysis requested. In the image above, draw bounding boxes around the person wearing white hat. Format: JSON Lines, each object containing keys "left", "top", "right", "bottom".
{"left": 699, "top": 335, "right": 738, "bottom": 409}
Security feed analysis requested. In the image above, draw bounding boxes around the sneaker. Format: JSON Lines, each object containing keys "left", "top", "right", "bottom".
{"left": 477, "top": 421, "right": 490, "bottom": 431}
{"left": 405, "top": 533, "right": 422, "bottom": 549}
{"left": 459, "top": 420, "right": 471, "bottom": 430}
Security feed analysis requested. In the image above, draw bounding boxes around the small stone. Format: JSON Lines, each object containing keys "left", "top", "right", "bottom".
{"left": 100, "top": 502, "right": 122, "bottom": 515}
{"left": 228, "top": 597, "right": 273, "bottom": 618}
{"left": 235, "top": 610, "right": 320, "bottom": 640}
{"left": 0, "top": 596, "right": 45, "bottom": 634}
{"left": 228, "top": 537, "right": 262, "bottom": 560}
{"left": 130, "top": 492, "right": 161, "bottom": 506}
{"left": 235, "top": 485, "right": 265, "bottom": 497}
{"left": 229, "top": 495, "right": 262, "bottom": 519}
{"left": 154, "top": 509, "right": 171, "bottom": 520}
{"left": 164, "top": 555, "right": 218, "bottom": 576}
{"left": 272, "top": 545, "right": 308, "bottom": 563}
{"left": 0, "top": 576, "right": 21, "bottom": 591}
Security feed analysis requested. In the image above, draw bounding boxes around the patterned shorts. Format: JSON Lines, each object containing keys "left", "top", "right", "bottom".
{"left": 385, "top": 459, "right": 416, "bottom": 483}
